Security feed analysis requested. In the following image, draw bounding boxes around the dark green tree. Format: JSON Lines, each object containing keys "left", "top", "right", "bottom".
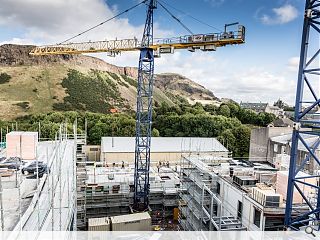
{"left": 218, "top": 104, "right": 231, "bottom": 117}
{"left": 232, "top": 125, "right": 251, "bottom": 158}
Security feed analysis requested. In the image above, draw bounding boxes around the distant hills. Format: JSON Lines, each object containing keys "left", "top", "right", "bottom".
{"left": 0, "top": 44, "right": 220, "bottom": 120}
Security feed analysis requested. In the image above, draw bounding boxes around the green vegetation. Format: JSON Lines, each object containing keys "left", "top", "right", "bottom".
{"left": 164, "top": 91, "right": 189, "bottom": 105}
{"left": 53, "top": 69, "right": 129, "bottom": 113}
{"left": 121, "top": 74, "right": 137, "bottom": 88}
{"left": 0, "top": 73, "right": 11, "bottom": 84}
{"left": 108, "top": 72, "right": 129, "bottom": 88}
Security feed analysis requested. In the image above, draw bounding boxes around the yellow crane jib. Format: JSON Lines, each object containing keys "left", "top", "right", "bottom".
{"left": 29, "top": 25, "right": 245, "bottom": 56}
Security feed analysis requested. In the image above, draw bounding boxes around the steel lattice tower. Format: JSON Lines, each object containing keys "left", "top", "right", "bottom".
{"left": 133, "top": 0, "right": 157, "bottom": 211}
{"left": 285, "top": 0, "right": 320, "bottom": 230}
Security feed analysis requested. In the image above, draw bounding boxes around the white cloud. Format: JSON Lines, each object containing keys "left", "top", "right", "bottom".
{"left": 0, "top": 37, "right": 36, "bottom": 45}
{"left": 0, "top": 0, "right": 172, "bottom": 45}
{"left": 287, "top": 57, "right": 300, "bottom": 72}
{"left": 261, "top": 4, "right": 298, "bottom": 25}
{"left": 147, "top": 51, "right": 296, "bottom": 104}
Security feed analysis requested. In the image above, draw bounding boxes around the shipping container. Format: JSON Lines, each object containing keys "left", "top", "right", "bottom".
{"left": 110, "top": 212, "right": 151, "bottom": 231}
{"left": 88, "top": 217, "right": 110, "bottom": 231}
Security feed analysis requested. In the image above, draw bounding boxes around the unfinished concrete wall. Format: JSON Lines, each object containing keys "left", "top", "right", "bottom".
{"left": 249, "top": 127, "right": 292, "bottom": 162}
{"left": 218, "top": 178, "right": 261, "bottom": 231}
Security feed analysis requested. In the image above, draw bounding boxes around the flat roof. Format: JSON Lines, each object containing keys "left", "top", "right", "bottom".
{"left": 101, "top": 137, "right": 228, "bottom": 153}
{"left": 270, "top": 133, "right": 319, "bottom": 152}
{"left": 111, "top": 212, "right": 151, "bottom": 224}
{"left": 6, "top": 131, "right": 38, "bottom": 136}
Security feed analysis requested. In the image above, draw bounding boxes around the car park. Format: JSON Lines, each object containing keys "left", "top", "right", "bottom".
{"left": 0, "top": 157, "right": 25, "bottom": 170}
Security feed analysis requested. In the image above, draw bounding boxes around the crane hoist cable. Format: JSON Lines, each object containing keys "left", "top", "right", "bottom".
{"left": 58, "top": 0, "right": 148, "bottom": 45}
{"left": 157, "top": 1, "right": 194, "bottom": 35}
{"left": 158, "top": 0, "right": 223, "bottom": 32}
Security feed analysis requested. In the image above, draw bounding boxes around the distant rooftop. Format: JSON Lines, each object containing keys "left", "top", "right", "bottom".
{"left": 271, "top": 118, "right": 294, "bottom": 127}
{"left": 101, "top": 137, "right": 228, "bottom": 153}
{"left": 240, "top": 102, "right": 268, "bottom": 111}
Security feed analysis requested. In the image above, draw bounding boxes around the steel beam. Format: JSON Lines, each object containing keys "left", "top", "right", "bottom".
{"left": 285, "top": 0, "right": 320, "bottom": 230}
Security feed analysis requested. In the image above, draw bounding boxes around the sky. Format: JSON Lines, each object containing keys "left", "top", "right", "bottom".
{"left": 0, "top": 0, "right": 313, "bottom": 105}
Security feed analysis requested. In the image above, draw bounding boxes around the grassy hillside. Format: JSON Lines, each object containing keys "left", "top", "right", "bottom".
{"left": 0, "top": 64, "right": 176, "bottom": 119}
{"left": 0, "top": 65, "right": 68, "bottom": 119}
{"left": 0, "top": 44, "right": 220, "bottom": 120}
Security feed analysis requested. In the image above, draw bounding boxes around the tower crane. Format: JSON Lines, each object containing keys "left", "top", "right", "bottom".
{"left": 285, "top": 0, "right": 320, "bottom": 231}
{"left": 30, "top": 0, "right": 245, "bottom": 211}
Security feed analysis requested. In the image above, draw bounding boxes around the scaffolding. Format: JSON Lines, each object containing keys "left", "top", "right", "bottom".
{"left": 74, "top": 121, "right": 88, "bottom": 230}
{"left": 0, "top": 123, "right": 79, "bottom": 232}
{"left": 76, "top": 165, "right": 181, "bottom": 229}
{"left": 179, "top": 154, "right": 246, "bottom": 231}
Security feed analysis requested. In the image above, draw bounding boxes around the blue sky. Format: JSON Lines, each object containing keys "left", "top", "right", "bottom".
{"left": 0, "top": 0, "right": 311, "bottom": 105}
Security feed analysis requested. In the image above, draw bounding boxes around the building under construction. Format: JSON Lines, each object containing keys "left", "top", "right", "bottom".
{"left": 0, "top": 129, "right": 317, "bottom": 232}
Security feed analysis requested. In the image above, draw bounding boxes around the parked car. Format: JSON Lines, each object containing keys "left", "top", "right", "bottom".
{"left": 22, "top": 161, "right": 47, "bottom": 175}
{"left": 0, "top": 157, "right": 25, "bottom": 170}
{"left": 26, "top": 167, "right": 47, "bottom": 179}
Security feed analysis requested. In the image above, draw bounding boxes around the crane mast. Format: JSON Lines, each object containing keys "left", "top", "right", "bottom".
{"left": 133, "top": 0, "right": 156, "bottom": 211}
{"left": 285, "top": 0, "right": 320, "bottom": 230}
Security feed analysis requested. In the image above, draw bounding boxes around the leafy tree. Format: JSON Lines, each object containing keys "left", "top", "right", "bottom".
{"left": 203, "top": 104, "right": 218, "bottom": 114}
{"left": 236, "top": 108, "right": 257, "bottom": 125}
{"left": 217, "top": 129, "right": 236, "bottom": 153}
{"left": 232, "top": 125, "right": 251, "bottom": 158}
{"left": 225, "top": 102, "right": 240, "bottom": 118}
{"left": 256, "top": 112, "right": 276, "bottom": 126}
{"left": 152, "top": 128, "right": 160, "bottom": 137}
{"left": 218, "top": 104, "right": 231, "bottom": 117}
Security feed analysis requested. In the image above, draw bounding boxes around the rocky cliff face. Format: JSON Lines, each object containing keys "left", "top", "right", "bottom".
{"left": 0, "top": 44, "right": 138, "bottom": 78}
{"left": 154, "top": 73, "right": 219, "bottom": 102}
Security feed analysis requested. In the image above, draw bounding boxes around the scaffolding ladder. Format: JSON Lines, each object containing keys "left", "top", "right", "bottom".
{"left": 75, "top": 133, "right": 87, "bottom": 230}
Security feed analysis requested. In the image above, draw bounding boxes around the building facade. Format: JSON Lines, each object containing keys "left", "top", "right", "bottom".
{"left": 178, "top": 155, "right": 294, "bottom": 231}
{"left": 240, "top": 102, "right": 284, "bottom": 117}
{"left": 249, "top": 127, "right": 292, "bottom": 162}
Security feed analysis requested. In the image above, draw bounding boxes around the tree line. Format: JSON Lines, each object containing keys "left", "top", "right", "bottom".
{"left": 0, "top": 101, "right": 276, "bottom": 158}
